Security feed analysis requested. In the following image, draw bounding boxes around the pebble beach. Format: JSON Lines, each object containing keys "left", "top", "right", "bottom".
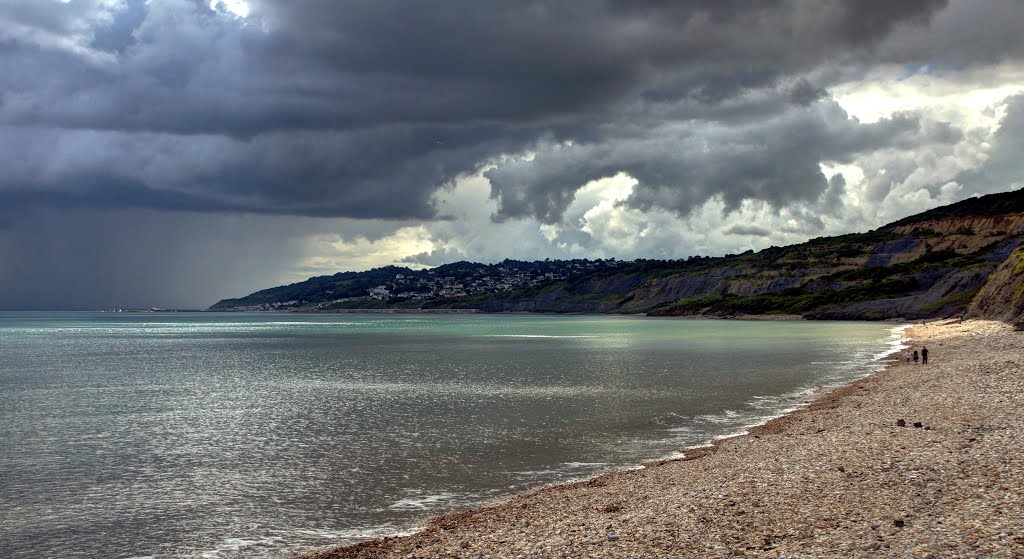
{"left": 303, "top": 319, "right": 1024, "bottom": 558}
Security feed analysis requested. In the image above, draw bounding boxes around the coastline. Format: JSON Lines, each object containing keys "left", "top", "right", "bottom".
{"left": 205, "top": 308, "right": 806, "bottom": 319}
{"left": 301, "top": 319, "right": 1024, "bottom": 558}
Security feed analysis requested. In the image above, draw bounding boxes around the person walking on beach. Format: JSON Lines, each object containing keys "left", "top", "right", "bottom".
{"left": 921, "top": 346, "right": 929, "bottom": 364}
{"left": 913, "top": 350, "right": 919, "bottom": 364}
{"left": 904, "top": 350, "right": 911, "bottom": 363}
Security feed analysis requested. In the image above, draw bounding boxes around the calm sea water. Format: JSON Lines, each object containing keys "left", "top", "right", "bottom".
{"left": 0, "top": 312, "right": 903, "bottom": 558}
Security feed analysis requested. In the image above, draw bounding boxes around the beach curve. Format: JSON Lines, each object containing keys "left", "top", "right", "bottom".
{"left": 300, "top": 319, "right": 1024, "bottom": 558}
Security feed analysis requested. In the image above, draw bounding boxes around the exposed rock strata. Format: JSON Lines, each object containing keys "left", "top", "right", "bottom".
{"left": 969, "top": 247, "right": 1024, "bottom": 327}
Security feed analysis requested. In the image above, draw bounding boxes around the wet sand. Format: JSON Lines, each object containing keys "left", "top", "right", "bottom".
{"left": 302, "top": 319, "right": 1024, "bottom": 558}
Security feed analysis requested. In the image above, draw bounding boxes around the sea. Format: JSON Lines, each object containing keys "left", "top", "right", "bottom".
{"left": 0, "top": 312, "right": 906, "bottom": 558}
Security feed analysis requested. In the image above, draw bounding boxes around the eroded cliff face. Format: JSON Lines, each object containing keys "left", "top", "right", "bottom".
{"left": 807, "top": 268, "right": 993, "bottom": 321}
{"left": 968, "top": 247, "right": 1024, "bottom": 327}
{"left": 617, "top": 273, "right": 803, "bottom": 313}
{"left": 892, "top": 213, "right": 1024, "bottom": 236}
{"left": 878, "top": 214, "right": 1024, "bottom": 265}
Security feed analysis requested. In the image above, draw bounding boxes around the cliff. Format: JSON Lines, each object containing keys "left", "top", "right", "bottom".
{"left": 212, "top": 188, "right": 1024, "bottom": 322}
{"left": 967, "top": 246, "right": 1024, "bottom": 327}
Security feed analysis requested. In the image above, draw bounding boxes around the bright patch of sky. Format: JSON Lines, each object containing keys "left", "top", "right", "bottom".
{"left": 833, "top": 64, "right": 1024, "bottom": 128}
{"left": 294, "top": 226, "right": 436, "bottom": 280}
{"left": 209, "top": 0, "right": 250, "bottom": 18}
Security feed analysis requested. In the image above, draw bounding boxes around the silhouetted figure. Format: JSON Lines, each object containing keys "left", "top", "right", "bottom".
{"left": 913, "top": 350, "right": 919, "bottom": 363}
{"left": 921, "top": 346, "right": 928, "bottom": 364}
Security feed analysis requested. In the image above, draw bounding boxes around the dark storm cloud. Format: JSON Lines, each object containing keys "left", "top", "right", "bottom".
{"left": 789, "top": 79, "right": 829, "bottom": 106}
{"left": 0, "top": 124, "right": 537, "bottom": 218}
{"left": 874, "top": 0, "right": 1024, "bottom": 67}
{"left": 0, "top": 0, "right": 962, "bottom": 223}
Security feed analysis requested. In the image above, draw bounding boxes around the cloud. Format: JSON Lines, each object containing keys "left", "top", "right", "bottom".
{"left": 955, "top": 93, "right": 1024, "bottom": 194}
{"left": 401, "top": 247, "right": 469, "bottom": 267}
{"left": 486, "top": 99, "right": 961, "bottom": 223}
{"left": 0, "top": 126, "right": 489, "bottom": 218}
{"left": 725, "top": 224, "right": 772, "bottom": 237}
{"left": 1, "top": 0, "right": 1024, "bottom": 309}
{"left": 873, "top": 0, "right": 1024, "bottom": 67}
{"left": 0, "top": 0, "right": 959, "bottom": 222}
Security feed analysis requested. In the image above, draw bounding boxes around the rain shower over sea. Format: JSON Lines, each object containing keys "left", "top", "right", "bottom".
{"left": 0, "top": 312, "right": 905, "bottom": 558}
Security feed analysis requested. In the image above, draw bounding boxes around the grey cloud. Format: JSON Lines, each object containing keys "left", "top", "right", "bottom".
{"left": 487, "top": 100, "right": 960, "bottom": 223}
{"left": 4, "top": 1, "right": 951, "bottom": 136}
{"left": 724, "top": 224, "right": 772, "bottom": 237}
{"left": 400, "top": 247, "right": 468, "bottom": 267}
{"left": 956, "top": 94, "right": 1024, "bottom": 194}
{"left": 875, "top": 0, "right": 1024, "bottom": 67}
{"left": 89, "top": 0, "right": 147, "bottom": 54}
{"left": 0, "top": 0, "right": 960, "bottom": 222}
{"left": 838, "top": 0, "right": 948, "bottom": 44}
{"left": 0, "top": 125, "right": 528, "bottom": 218}
{"left": 789, "top": 79, "right": 829, "bottom": 106}
{"left": 779, "top": 210, "right": 826, "bottom": 234}
{"left": 3, "top": 0, "right": 1022, "bottom": 311}
{"left": 820, "top": 174, "right": 847, "bottom": 212}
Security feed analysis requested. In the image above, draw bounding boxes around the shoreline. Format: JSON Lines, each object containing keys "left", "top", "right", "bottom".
{"left": 298, "top": 324, "right": 906, "bottom": 557}
{"left": 305, "top": 333, "right": 901, "bottom": 555}
{"left": 300, "top": 320, "right": 1024, "bottom": 558}
{"left": 197, "top": 306, "right": 809, "bottom": 319}
{"left": 206, "top": 308, "right": 807, "bottom": 319}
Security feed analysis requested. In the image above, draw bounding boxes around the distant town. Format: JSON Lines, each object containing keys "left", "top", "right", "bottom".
{"left": 212, "top": 258, "right": 633, "bottom": 311}
{"left": 364, "top": 262, "right": 601, "bottom": 301}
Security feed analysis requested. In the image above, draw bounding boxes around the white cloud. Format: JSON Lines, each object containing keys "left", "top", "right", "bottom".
{"left": 833, "top": 63, "right": 1024, "bottom": 129}
{"left": 0, "top": 0, "right": 123, "bottom": 66}
{"left": 209, "top": 0, "right": 250, "bottom": 19}
{"left": 828, "top": 63, "right": 1024, "bottom": 228}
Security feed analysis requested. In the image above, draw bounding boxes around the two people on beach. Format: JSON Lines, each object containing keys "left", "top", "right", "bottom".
{"left": 904, "top": 347, "right": 929, "bottom": 364}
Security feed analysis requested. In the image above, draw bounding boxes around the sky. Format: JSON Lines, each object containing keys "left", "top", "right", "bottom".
{"left": 1, "top": 0, "right": 1023, "bottom": 310}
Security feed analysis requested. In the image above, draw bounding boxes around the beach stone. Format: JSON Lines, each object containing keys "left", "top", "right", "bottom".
{"left": 896, "top": 419, "right": 907, "bottom": 427}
